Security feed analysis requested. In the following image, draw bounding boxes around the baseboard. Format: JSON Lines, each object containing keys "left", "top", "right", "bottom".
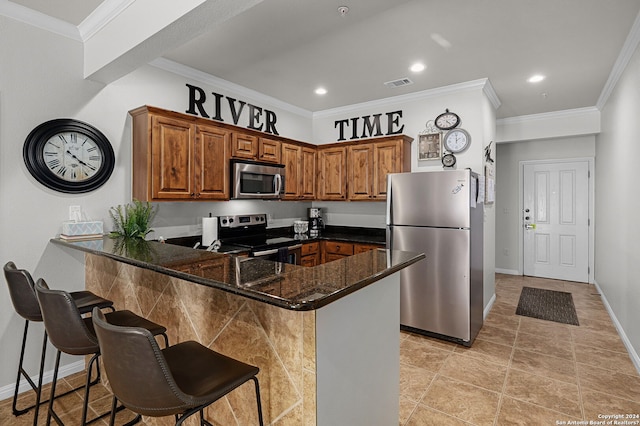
{"left": 484, "top": 293, "right": 496, "bottom": 320}
{"left": 0, "top": 360, "right": 86, "bottom": 402}
{"left": 593, "top": 280, "right": 640, "bottom": 375}
{"left": 495, "top": 268, "right": 519, "bottom": 275}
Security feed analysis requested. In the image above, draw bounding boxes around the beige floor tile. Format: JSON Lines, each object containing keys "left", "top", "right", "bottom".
{"left": 399, "top": 362, "right": 435, "bottom": 403}
{"left": 405, "top": 404, "right": 470, "bottom": 426}
{"left": 515, "top": 330, "right": 574, "bottom": 360}
{"left": 581, "top": 388, "right": 640, "bottom": 421}
{"left": 517, "top": 316, "right": 574, "bottom": 340}
{"left": 577, "top": 362, "right": 640, "bottom": 401}
{"left": 439, "top": 353, "right": 507, "bottom": 393}
{"left": 490, "top": 301, "right": 519, "bottom": 317}
{"left": 484, "top": 311, "right": 520, "bottom": 331}
{"left": 454, "top": 338, "right": 514, "bottom": 366}
{"left": 572, "top": 327, "right": 628, "bottom": 353}
{"left": 504, "top": 369, "right": 582, "bottom": 418}
{"left": 497, "top": 396, "right": 581, "bottom": 425}
{"left": 421, "top": 375, "right": 500, "bottom": 425}
{"left": 476, "top": 324, "right": 517, "bottom": 347}
{"left": 400, "top": 337, "right": 452, "bottom": 373}
{"left": 399, "top": 395, "right": 418, "bottom": 425}
{"left": 402, "top": 331, "right": 459, "bottom": 352}
{"left": 510, "top": 348, "right": 578, "bottom": 384}
{"left": 574, "top": 343, "right": 638, "bottom": 376}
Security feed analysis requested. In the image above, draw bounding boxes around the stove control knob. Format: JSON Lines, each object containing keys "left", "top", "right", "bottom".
{"left": 229, "top": 218, "right": 234, "bottom": 223}
{"left": 221, "top": 218, "right": 228, "bottom": 225}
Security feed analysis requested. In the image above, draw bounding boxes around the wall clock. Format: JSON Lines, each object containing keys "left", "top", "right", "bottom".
{"left": 442, "top": 153, "right": 457, "bottom": 168}
{"left": 443, "top": 128, "right": 471, "bottom": 153}
{"left": 23, "top": 119, "right": 115, "bottom": 193}
{"left": 434, "top": 109, "right": 460, "bottom": 130}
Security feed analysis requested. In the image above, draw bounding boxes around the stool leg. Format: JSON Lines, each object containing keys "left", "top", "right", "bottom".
{"left": 12, "top": 320, "right": 30, "bottom": 416}
{"left": 80, "top": 353, "right": 99, "bottom": 426}
{"left": 252, "top": 377, "right": 264, "bottom": 426}
{"left": 46, "top": 350, "right": 62, "bottom": 426}
{"left": 32, "top": 330, "right": 48, "bottom": 426}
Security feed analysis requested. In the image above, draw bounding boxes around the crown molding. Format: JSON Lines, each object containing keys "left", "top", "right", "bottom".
{"left": 0, "top": 0, "right": 80, "bottom": 41}
{"left": 597, "top": 9, "right": 640, "bottom": 109}
{"left": 313, "top": 78, "right": 501, "bottom": 119}
{"left": 496, "top": 106, "right": 600, "bottom": 126}
{"left": 149, "top": 57, "right": 313, "bottom": 119}
{"left": 78, "top": 0, "right": 135, "bottom": 42}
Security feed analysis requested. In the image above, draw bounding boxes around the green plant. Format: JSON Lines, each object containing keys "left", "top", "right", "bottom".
{"left": 109, "top": 200, "right": 157, "bottom": 239}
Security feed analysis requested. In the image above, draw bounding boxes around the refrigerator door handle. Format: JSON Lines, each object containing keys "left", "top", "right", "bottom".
{"left": 386, "top": 176, "right": 393, "bottom": 225}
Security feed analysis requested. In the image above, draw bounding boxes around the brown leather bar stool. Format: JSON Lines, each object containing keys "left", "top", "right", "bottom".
{"left": 91, "top": 307, "right": 264, "bottom": 426}
{"left": 35, "top": 278, "right": 168, "bottom": 426}
{"left": 3, "top": 261, "right": 114, "bottom": 425}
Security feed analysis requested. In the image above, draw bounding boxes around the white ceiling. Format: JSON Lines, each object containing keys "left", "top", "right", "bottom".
{"left": 7, "top": 0, "right": 640, "bottom": 118}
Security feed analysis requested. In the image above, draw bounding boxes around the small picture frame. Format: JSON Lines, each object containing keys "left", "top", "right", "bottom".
{"left": 418, "top": 133, "right": 442, "bottom": 160}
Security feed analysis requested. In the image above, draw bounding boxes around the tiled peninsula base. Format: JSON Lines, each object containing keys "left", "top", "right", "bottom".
{"left": 85, "top": 254, "right": 400, "bottom": 425}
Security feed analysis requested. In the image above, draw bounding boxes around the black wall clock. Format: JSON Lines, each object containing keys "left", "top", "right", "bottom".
{"left": 23, "top": 119, "right": 115, "bottom": 193}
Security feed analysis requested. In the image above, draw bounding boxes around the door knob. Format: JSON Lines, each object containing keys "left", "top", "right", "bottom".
{"left": 524, "top": 224, "right": 536, "bottom": 230}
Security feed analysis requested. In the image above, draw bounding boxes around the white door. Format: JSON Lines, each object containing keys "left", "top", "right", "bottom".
{"left": 523, "top": 161, "right": 589, "bottom": 282}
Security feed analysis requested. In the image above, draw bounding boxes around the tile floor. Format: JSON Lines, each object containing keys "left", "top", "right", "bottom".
{"left": 2, "top": 274, "right": 640, "bottom": 425}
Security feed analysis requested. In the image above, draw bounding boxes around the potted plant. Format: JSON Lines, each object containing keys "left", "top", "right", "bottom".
{"left": 108, "top": 199, "right": 157, "bottom": 239}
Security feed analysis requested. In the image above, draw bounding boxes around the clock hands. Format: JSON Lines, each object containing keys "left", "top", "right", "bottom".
{"left": 65, "top": 150, "right": 97, "bottom": 171}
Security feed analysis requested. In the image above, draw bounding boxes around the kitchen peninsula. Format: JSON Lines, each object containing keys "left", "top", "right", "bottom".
{"left": 50, "top": 236, "right": 424, "bottom": 426}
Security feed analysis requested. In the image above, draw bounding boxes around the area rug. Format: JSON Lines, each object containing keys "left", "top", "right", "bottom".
{"left": 515, "top": 286, "right": 579, "bottom": 325}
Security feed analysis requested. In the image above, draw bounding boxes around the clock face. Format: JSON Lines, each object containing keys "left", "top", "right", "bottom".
{"left": 444, "top": 128, "right": 471, "bottom": 153}
{"left": 435, "top": 109, "right": 460, "bottom": 130}
{"left": 442, "top": 153, "right": 456, "bottom": 168}
{"left": 24, "top": 119, "right": 115, "bottom": 193}
{"left": 43, "top": 132, "right": 103, "bottom": 182}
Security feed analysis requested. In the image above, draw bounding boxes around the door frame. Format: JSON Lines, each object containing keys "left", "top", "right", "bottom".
{"left": 517, "top": 157, "right": 595, "bottom": 283}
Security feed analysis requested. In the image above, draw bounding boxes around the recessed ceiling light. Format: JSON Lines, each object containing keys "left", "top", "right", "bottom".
{"left": 528, "top": 74, "right": 545, "bottom": 83}
{"left": 315, "top": 87, "right": 327, "bottom": 95}
{"left": 410, "top": 63, "right": 426, "bottom": 73}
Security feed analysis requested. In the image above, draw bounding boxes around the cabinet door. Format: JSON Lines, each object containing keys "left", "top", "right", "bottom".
{"left": 373, "top": 140, "right": 401, "bottom": 200}
{"left": 317, "top": 147, "right": 347, "bottom": 200}
{"left": 231, "top": 132, "right": 258, "bottom": 159}
{"left": 347, "top": 143, "right": 374, "bottom": 200}
{"left": 300, "top": 147, "right": 316, "bottom": 200}
{"left": 281, "top": 143, "right": 300, "bottom": 200}
{"left": 195, "top": 124, "right": 230, "bottom": 200}
{"left": 259, "top": 138, "right": 281, "bottom": 163}
{"left": 151, "top": 115, "right": 195, "bottom": 199}
{"left": 354, "top": 243, "right": 384, "bottom": 254}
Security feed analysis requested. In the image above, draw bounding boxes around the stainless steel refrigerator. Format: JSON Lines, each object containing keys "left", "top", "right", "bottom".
{"left": 386, "top": 169, "right": 483, "bottom": 346}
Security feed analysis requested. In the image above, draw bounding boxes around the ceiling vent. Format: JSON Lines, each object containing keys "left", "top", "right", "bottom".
{"left": 384, "top": 78, "right": 414, "bottom": 88}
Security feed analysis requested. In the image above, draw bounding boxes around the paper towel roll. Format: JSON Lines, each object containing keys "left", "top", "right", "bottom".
{"left": 202, "top": 217, "right": 218, "bottom": 246}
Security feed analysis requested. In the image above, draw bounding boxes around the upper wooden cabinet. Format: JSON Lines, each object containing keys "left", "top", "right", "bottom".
{"left": 347, "top": 136, "right": 412, "bottom": 201}
{"left": 317, "top": 146, "right": 347, "bottom": 201}
{"left": 131, "top": 106, "right": 230, "bottom": 201}
{"left": 282, "top": 143, "right": 316, "bottom": 200}
{"left": 231, "top": 133, "right": 281, "bottom": 164}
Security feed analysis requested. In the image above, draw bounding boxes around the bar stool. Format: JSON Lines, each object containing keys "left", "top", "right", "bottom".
{"left": 35, "top": 278, "right": 168, "bottom": 426}
{"left": 91, "top": 307, "right": 264, "bottom": 426}
{"left": 3, "top": 261, "right": 114, "bottom": 425}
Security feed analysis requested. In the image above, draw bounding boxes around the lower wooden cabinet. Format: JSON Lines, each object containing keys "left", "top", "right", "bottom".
{"left": 301, "top": 242, "right": 320, "bottom": 267}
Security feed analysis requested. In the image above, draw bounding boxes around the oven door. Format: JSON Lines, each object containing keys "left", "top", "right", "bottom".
{"left": 251, "top": 244, "right": 302, "bottom": 265}
{"left": 232, "top": 160, "right": 285, "bottom": 199}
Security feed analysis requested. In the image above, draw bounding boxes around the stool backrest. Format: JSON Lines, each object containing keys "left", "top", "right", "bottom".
{"left": 4, "top": 261, "right": 42, "bottom": 322}
{"left": 92, "top": 308, "right": 189, "bottom": 417}
{"left": 34, "top": 279, "right": 99, "bottom": 356}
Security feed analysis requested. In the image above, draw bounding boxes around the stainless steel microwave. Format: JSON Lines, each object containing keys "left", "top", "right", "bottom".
{"left": 231, "top": 160, "right": 285, "bottom": 199}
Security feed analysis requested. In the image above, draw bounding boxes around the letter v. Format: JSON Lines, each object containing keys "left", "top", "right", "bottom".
{"left": 227, "top": 97, "right": 246, "bottom": 125}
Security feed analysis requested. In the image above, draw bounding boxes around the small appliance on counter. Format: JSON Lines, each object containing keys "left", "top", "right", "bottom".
{"left": 308, "top": 208, "right": 324, "bottom": 237}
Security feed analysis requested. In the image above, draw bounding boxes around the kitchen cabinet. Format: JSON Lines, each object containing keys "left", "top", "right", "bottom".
{"left": 347, "top": 136, "right": 412, "bottom": 201}
{"left": 282, "top": 143, "right": 316, "bottom": 200}
{"left": 317, "top": 146, "right": 347, "bottom": 200}
{"left": 231, "top": 133, "right": 281, "bottom": 164}
{"left": 301, "top": 242, "right": 320, "bottom": 267}
{"left": 322, "top": 240, "right": 354, "bottom": 263}
{"left": 354, "top": 243, "right": 385, "bottom": 254}
{"left": 130, "top": 106, "right": 230, "bottom": 201}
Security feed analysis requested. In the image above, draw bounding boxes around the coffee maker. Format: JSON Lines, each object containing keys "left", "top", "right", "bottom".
{"left": 308, "top": 208, "right": 324, "bottom": 237}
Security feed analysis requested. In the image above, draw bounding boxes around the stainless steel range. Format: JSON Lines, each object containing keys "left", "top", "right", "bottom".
{"left": 218, "top": 214, "right": 302, "bottom": 265}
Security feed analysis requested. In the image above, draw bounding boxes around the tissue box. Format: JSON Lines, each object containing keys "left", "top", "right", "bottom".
{"left": 62, "top": 221, "right": 104, "bottom": 237}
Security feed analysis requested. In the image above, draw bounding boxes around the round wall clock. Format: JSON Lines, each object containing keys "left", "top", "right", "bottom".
{"left": 442, "top": 153, "right": 457, "bottom": 168}
{"left": 23, "top": 119, "right": 115, "bottom": 193}
{"left": 434, "top": 109, "right": 460, "bottom": 130}
{"left": 443, "top": 128, "right": 471, "bottom": 153}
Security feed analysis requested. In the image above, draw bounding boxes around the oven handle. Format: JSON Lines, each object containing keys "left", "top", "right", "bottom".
{"left": 252, "top": 244, "right": 302, "bottom": 257}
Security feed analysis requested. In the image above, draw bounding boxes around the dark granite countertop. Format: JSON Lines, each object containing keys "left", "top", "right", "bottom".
{"left": 268, "top": 225, "right": 387, "bottom": 245}
{"left": 50, "top": 236, "right": 423, "bottom": 311}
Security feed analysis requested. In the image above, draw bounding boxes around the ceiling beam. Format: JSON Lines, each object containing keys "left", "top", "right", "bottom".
{"left": 84, "top": 0, "right": 262, "bottom": 84}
